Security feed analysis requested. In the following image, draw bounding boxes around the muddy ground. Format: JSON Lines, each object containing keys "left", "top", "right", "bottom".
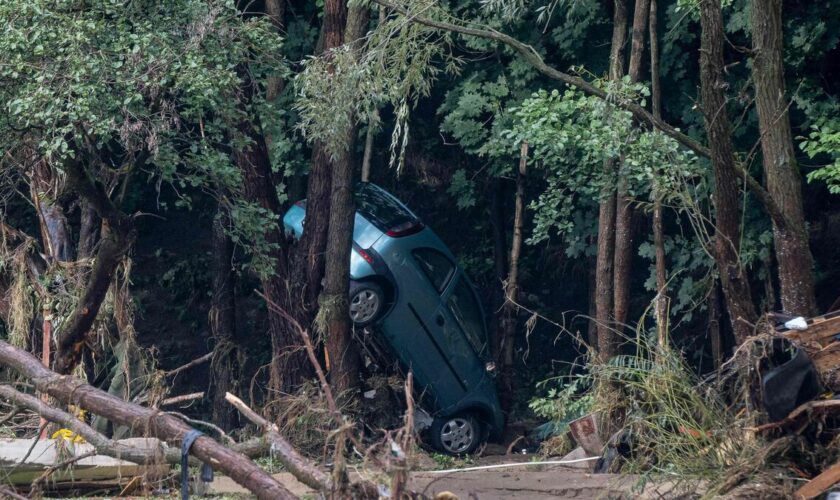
{"left": 207, "top": 454, "right": 683, "bottom": 499}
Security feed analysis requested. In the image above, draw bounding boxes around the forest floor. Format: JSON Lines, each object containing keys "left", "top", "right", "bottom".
{"left": 205, "top": 453, "right": 683, "bottom": 499}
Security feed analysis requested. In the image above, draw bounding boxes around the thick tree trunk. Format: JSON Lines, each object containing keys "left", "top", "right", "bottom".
{"left": 56, "top": 158, "right": 136, "bottom": 374}
{"left": 749, "top": 0, "right": 818, "bottom": 317}
{"left": 320, "top": 2, "right": 371, "bottom": 394}
{"left": 235, "top": 118, "right": 309, "bottom": 393}
{"left": 321, "top": 141, "right": 360, "bottom": 394}
{"left": 0, "top": 341, "right": 297, "bottom": 500}
{"left": 210, "top": 206, "right": 241, "bottom": 431}
{"left": 698, "top": 0, "right": 758, "bottom": 344}
{"left": 300, "top": 0, "right": 349, "bottom": 312}
{"left": 500, "top": 142, "right": 528, "bottom": 410}
{"left": 595, "top": 0, "right": 627, "bottom": 361}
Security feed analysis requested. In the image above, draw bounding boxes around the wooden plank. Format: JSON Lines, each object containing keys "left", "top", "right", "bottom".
{"left": 795, "top": 460, "right": 840, "bottom": 499}
{"left": 0, "top": 438, "right": 168, "bottom": 485}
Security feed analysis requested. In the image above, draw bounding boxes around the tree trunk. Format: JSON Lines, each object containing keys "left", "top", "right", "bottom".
{"left": 595, "top": 0, "right": 627, "bottom": 361}
{"left": 500, "top": 142, "right": 528, "bottom": 411}
{"left": 587, "top": 258, "right": 599, "bottom": 350}
{"left": 0, "top": 341, "right": 298, "bottom": 500}
{"left": 698, "top": 0, "right": 758, "bottom": 344}
{"left": 56, "top": 158, "right": 136, "bottom": 374}
{"left": 210, "top": 206, "right": 241, "bottom": 431}
{"left": 234, "top": 106, "right": 308, "bottom": 393}
{"left": 749, "top": 0, "right": 818, "bottom": 317}
{"left": 490, "top": 178, "right": 508, "bottom": 359}
{"left": 321, "top": 139, "right": 360, "bottom": 395}
{"left": 709, "top": 280, "right": 723, "bottom": 368}
{"left": 77, "top": 200, "right": 100, "bottom": 260}
{"left": 613, "top": 0, "right": 650, "bottom": 329}
{"left": 320, "top": 2, "right": 371, "bottom": 394}
{"left": 265, "top": 0, "right": 286, "bottom": 102}
{"left": 300, "top": 0, "right": 349, "bottom": 312}
{"left": 650, "top": 0, "right": 668, "bottom": 346}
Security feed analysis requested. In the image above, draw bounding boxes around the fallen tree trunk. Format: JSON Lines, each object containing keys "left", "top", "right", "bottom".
{"left": 0, "top": 340, "right": 295, "bottom": 500}
{"left": 0, "top": 385, "right": 267, "bottom": 465}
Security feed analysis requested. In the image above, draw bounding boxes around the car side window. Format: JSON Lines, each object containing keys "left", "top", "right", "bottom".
{"left": 412, "top": 248, "right": 455, "bottom": 293}
{"left": 447, "top": 278, "right": 487, "bottom": 355}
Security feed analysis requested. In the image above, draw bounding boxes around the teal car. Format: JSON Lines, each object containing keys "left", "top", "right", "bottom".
{"left": 283, "top": 183, "right": 504, "bottom": 454}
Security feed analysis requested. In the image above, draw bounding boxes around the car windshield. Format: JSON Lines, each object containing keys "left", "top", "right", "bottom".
{"left": 447, "top": 278, "right": 488, "bottom": 356}
{"left": 355, "top": 183, "right": 416, "bottom": 232}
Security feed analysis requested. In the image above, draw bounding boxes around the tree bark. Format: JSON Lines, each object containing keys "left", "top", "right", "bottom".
{"left": 613, "top": 0, "right": 650, "bottom": 329}
{"left": 500, "top": 142, "right": 528, "bottom": 410}
{"left": 490, "top": 178, "right": 508, "bottom": 359}
{"left": 320, "top": 2, "right": 371, "bottom": 394}
{"left": 210, "top": 206, "right": 241, "bottom": 431}
{"left": 235, "top": 114, "right": 309, "bottom": 394}
{"left": 650, "top": 0, "right": 668, "bottom": 346}
{"left": 77, "top": 200, "right": 100, "bottom": 260}
{"left": 698, "top": 0, "right": 758, "bottom": 344}
{"left": 749, "top": 0, "right": 818, "bottom": 317}
{"left": 0, "top": 340, "right": 298, "bottom": 500}
{"left": 300, "top": 0, "right": 350, "bottom": 312}
{"left": 595, "top": 0, "right": 627, "bottom": 361}
{"left": 265, "top": 0, "right": 286, "bottom": 102}
{"left": 56, "top": 158, "right": 136, "bottom": 374}
{"left": 709, "top": 280, "right": 723, "bottom": 368}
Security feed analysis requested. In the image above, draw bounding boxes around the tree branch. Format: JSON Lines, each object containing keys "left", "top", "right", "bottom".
{"left": 56, "top": 156, "right": 137, "bottom": 374}
{"left": 0, "top": 384, "right": 165, "bottom": 466}
{"left": 225, "top": 392, "right": 331, "bottom": 492}
{"left": 371, "top": 0, "right": 791, "bottom": 229}
{"left": 0, "top": 340, "right": 297, "bottom": 500}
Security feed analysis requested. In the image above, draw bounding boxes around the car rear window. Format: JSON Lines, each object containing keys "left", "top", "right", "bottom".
{"left": 413, "top": 248, "right": 455, "bottom": 293}
{"left": 447, "top": 278, "right": 488, "bottom": 356}
{"left": 355, "top": 183, "right": 416, "bottom": 232}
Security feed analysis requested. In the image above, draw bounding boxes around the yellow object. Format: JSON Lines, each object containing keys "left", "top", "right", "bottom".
{"left": 51, "top": 428, "right": 86, "bottom": 444}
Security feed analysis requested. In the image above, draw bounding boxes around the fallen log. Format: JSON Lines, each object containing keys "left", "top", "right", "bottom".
{"left": 0, "top": 340, "right": 296, "bottom": 500}
{"left": 0, "top": 385, "right": 165, "bottom": 466}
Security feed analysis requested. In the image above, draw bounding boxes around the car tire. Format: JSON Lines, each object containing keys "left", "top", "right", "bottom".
{"left": 349, "top": 281, "right": 385, "bottom": 327}
{"left": 429, "top": 414, "right": 484, "bottom": 456}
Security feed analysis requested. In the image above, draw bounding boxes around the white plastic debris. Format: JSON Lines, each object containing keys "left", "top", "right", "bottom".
{"left": 363, "top": 389, "right": 376, "bottom": 399}
{"left": 784, "top": 317, "right": 808, "bottom": 331}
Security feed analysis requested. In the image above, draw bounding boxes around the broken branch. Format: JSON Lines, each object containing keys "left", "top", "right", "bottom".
{"left": 224, "top": 391, "right": 331, "bottom": 492}
{"left": 0, "top": 340, "right": 297, "bottom": 500}
{"left": 165, "top": 353, "right": 213, "bottom": 378}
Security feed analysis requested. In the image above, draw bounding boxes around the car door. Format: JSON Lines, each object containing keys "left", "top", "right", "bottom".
{"left": 435, "top": 272, "right": 490, "bottom": 391}
{"left": 394, "top": 247, "right": 467, "bottom": 409}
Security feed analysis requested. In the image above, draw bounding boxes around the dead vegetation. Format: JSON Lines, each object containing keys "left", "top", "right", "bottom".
{"left": 541, "top": 314, "right": 840, "bottom": 498}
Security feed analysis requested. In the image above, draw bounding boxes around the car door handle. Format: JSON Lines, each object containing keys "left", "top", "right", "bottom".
{"left": 435, "top": 314, "right": 445, "bottom": 326}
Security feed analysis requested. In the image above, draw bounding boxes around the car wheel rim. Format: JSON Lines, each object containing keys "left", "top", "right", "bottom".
{"left": 349, "top": 289, "right": 380, "bottom": 324}
{"left": 439, "top": 417, "right": 474, "bottom": 454}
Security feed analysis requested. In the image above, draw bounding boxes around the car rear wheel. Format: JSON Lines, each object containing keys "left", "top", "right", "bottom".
{"left": 349, "top": 281, "right": 385, "bottom": 327}
{"left": 429, "top": 414, "right": 484, "bottom": 456}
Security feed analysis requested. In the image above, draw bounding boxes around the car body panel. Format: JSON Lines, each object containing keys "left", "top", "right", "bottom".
{"left": 283, "top": 183, "right": 504, "bottom": 439}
